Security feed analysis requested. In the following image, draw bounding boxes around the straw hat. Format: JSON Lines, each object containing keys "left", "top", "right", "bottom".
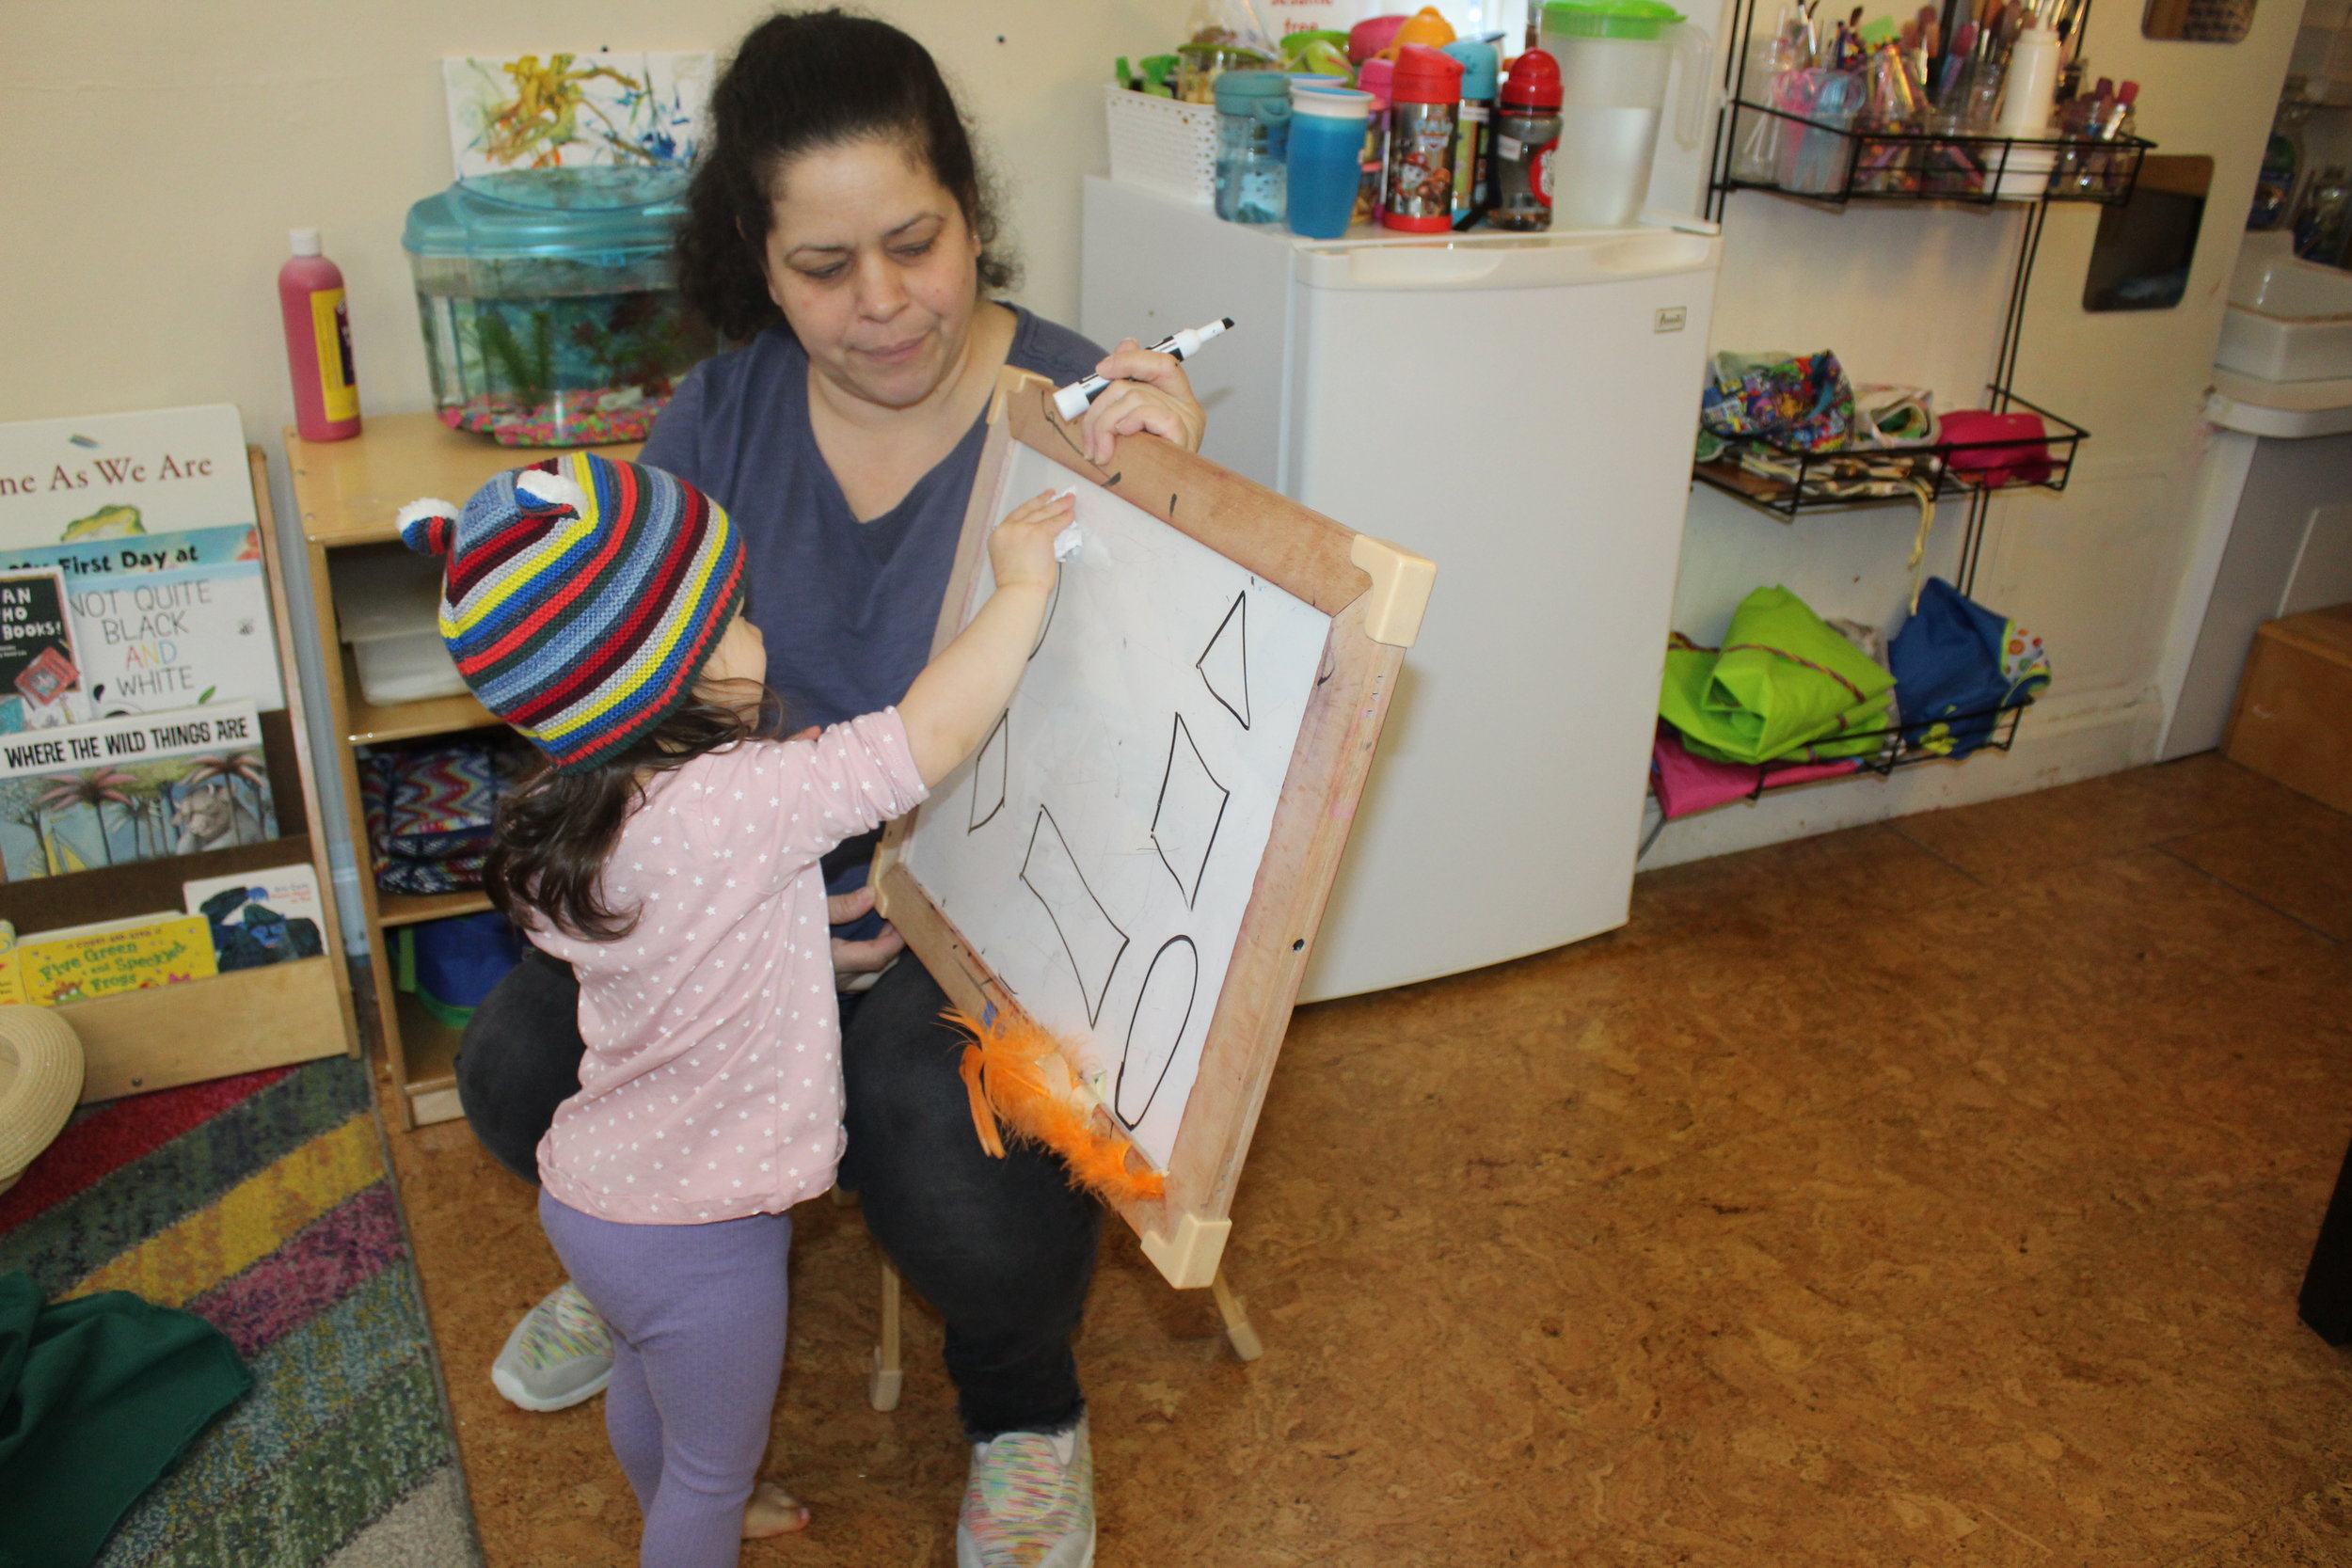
{"left": 0, "top": 1005, "right": 84, "bottom": 1196}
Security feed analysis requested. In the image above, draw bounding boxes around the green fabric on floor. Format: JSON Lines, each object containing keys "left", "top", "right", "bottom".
{"left": 0, "top": 1273, "right": 250, "bottom": 1568}
{"left": 1661, "top": 585, "right": 1897, "bottom": 765}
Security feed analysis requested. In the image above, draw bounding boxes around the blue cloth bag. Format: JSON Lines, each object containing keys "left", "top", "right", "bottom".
{"left": 1888, "top": 578, "right": 2051, "bottom": 758}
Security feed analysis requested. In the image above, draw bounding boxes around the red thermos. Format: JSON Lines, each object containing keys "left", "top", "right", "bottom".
{"left": 1491, "top": 51, "right": 1565, "bottom": 231}
{"left": 279, "top": 228, "right": 361, "bottom": 441}
{"left": 1382, "top": 45, "right": 1464, "bottom": 233}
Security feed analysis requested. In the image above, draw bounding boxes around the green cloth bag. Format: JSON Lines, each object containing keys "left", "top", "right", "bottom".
{"left": 0, "top": 1274, "right": 251, "bottom": 1568}
{"left": 1661, "top": 585, "right": 1898, "bottom": 765}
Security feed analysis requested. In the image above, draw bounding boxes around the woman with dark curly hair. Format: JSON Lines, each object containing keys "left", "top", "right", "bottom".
{"left": 454, "top": 11, "right": 1200, "bottom": 1568}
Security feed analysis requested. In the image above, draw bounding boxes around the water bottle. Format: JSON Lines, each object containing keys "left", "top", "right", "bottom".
{"left": 1288, "top": 87, "right": 1375, "bottom": 239}
{"left": 1215, "top": 71, "right": 1292, "bottom": 225}
{"left": 1491, "top": 50, "right": 1564, "bottom": 230}
{"left": 1382, "top": 45, "right": 1464, "bottom": 233}
{"left": 1444, "top": 38, "right": 1500, "bottom": 230}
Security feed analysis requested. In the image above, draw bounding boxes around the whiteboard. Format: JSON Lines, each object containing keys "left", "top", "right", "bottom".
{"left": 905, "top": 442, "right": 1329, "bottom": 1168}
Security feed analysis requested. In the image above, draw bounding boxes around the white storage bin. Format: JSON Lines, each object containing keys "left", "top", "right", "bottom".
{"left": 1104, "top": 86, "right": 1218, "bottom": 205}
{"left": 333, "top": 551, "right": 468, "bottom": 706}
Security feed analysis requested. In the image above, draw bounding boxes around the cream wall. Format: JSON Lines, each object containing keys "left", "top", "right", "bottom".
{"left": 1, "top": 0, "right": 1192, "bottom": 436}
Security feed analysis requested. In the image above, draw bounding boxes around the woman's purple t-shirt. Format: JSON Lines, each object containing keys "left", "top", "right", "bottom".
{"left": 638, "top": 307, "right": 1102, "bottom": 732}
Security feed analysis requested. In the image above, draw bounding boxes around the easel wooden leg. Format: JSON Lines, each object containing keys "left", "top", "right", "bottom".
{"left": 1210, "top": 1266, "right": 1263, "bottom": 1362}
{"left": 868, "top": 1258, "right": 906, "bottom": 1411}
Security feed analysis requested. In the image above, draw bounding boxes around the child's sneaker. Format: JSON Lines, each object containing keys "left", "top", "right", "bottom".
{"left": 490, "top": 1280, "right": 614, "bottom": 1411}
{"left": 956, "top": 1417, "right": 1094, "bottom": 1568}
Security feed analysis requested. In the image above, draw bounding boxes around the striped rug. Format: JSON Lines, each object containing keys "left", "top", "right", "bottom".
{"left": 0, "top": 1055, "right": 480, "bottom": 1567}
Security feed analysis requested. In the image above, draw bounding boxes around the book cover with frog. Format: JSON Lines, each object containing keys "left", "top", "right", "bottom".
{"left": 0, "top": 405, "right": 252, "bottom": 551}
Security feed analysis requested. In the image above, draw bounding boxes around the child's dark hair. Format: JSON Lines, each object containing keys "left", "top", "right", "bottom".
{"left": 675, "top": 8, "right": 1017, "bottom": 343}
{"left": 487, "top": 690, "right": 778, "bottom": 942}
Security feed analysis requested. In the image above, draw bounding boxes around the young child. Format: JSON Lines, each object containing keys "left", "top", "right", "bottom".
{"left": 400, "top": 452, "right": 1070, "bottom": 1567}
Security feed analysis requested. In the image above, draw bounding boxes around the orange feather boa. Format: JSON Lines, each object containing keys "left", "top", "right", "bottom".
{"left": 945, "top": 1006, "right": 1167, "bottom": 1205}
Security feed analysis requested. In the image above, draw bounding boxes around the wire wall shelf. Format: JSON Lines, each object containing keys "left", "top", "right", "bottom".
{"left": 1693, "top": 387, "right": 2089, "bottom": 519}
{"left": 1716, "top": 99, "right": 2153, "bottom": 210}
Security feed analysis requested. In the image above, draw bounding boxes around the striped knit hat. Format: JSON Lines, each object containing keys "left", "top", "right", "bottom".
{"left": 396, "top": 453, "right": 745, "bottom": 774}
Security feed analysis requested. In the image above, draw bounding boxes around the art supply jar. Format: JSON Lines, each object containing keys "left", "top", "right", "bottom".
{"left": 1215, "top": 70, "right": 1292, "bottom": 224}
{"left": 1491, "top": 49, "right": 1565, "bottom": 230}
{"left": 1289, "top": 86, "right": 1375, "bottom": 238}
{"left": 1538, "top": 0, "right": 1714, "bottom": 229}
{"left": 1382, "top": 44, "right": 1463, "bottom": 232}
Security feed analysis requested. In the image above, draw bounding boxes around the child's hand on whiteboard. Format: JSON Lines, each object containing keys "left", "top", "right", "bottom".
{"left": 989, "top": 488, "right": 1073, "bottom": 593}
{"left": 903, "top": 490, "right": 1070, "bottom": 786}
{"left": 1076, "top": 339, "right": 1207, "bottom": 464}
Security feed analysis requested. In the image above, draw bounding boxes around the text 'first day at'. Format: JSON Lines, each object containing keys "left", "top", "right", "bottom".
{"left": 0, "top": 453, "right": 219, "bottom": 496}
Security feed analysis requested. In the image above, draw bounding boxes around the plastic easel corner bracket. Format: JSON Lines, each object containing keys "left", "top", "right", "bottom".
{"left": 1349, "top": 533, "right": 1436, "bottom": 648}
{"left": 1139, "top": 1212, "right": 1230, "bottom": 1289}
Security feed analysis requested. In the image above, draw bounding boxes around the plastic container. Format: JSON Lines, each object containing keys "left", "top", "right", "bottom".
{"left": 279, "top": 229, "right": 360, "bottom": 442}
{"left": 1444, "top": 39, "right": 1500, "bottom": 228}
{"left": 1538, "top": 0, "right": 1714, "bottom": 230}
{"left": 1105, "top": 85, "right": 1221, "bottom": 204}
{"left": 1492, "top": 49, "right": 1565, "bottom": 229}
{"left": 1996, "top": 25, "right": 2062, "bottom": 136}
{"left": 1290, "top": 86, "right": 1375, "bottom": 237}
{"left": 1349, "top": 13, "right": 1410, "bottom": 62}
{"left": 1382, "top": 44, "right": 1463, "bottom": 231}
{"left": 332, "top": 548, "right": 466, "bottom": 705}
{"left": 1357, "top": 57, "right": 1396, "bottom": 223}
{"left": 1387, "top": 6, "right": 1457, "bottom": 55}
{"left": 402, "top": 168, "right": 718, "bottom": 448}
{"left": 1216, "top": 71, "right": 1293, "bottom": 223}
{"left": 398, "top": 910, "right": 526, "bottom": 1027}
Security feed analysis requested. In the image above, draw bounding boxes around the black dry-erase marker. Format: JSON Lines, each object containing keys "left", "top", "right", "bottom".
{"left": 1052, "top": 317, "right": 1234, "bottom": 420}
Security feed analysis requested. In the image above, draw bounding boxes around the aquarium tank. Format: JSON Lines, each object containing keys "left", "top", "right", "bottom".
{"left": 402, "top": 168, "right": 717, "bottom": 447}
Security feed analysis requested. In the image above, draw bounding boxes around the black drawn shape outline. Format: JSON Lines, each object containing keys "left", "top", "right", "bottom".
{"left": 968, "top": 713, "right": 1009, "bottom": 832}
{"left": 1028, "top": 570, "right": 1061, "bottom": 660}
{"left": 1150, "top": 713, "right": 1230, "bottom": 910}
{"left": 1115, "top": 935, "right": 1199, "bottom": 1130}
{"left": 1018, "top": 805, "right": 1130, "bottom": 1026}
{"left": 1196, "top": 591, "right": 1251, "bottom": 729}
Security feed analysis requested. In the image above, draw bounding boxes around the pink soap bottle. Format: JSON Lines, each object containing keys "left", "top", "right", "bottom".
{"left": 279, "top": 228, "right": 361, "bottom": 441}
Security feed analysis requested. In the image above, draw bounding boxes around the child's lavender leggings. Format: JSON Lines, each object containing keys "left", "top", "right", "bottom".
{"left": 540, "top": 1191, "right": 792, "bottom": 1568}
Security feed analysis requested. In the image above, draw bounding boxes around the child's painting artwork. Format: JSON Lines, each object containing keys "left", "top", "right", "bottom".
{"left": 443, "top": 52, "right": 711, "bottom": 177}
{"left": 0, "top": 702, "right": 275, "bottom": 881}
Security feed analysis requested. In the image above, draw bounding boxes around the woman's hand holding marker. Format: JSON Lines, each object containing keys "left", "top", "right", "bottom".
{"left": 1061, "top": 319, "right": 1231, "bottom": 464}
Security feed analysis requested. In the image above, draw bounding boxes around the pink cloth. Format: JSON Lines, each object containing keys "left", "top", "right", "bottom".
{"left": 532, "top": 709, "right": 928, "bottom": 1225}
{"left": 1651, "top": 722, "right": 1861, "bottom": 819}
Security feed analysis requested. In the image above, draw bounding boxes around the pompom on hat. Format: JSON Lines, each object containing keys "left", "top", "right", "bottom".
{"left": 398, "top": 453, "right": 745, "bottom": 774}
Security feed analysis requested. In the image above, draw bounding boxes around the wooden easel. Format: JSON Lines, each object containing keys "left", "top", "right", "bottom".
{"left": 860, "top": 369, "right": 1430, "bottom": 1368}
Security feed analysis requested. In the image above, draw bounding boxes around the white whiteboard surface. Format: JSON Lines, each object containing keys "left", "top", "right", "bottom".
{"left": 904, "top": 442, "right": 1328, "bottom": 1167}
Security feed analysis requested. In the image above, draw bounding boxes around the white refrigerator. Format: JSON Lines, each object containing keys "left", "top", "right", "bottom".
{"left": 1080, "top": 178, "right": 1720, "bottom": 1002}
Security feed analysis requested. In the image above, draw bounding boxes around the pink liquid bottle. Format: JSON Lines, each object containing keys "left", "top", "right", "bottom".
{"left": 279, "top": 228, "right": 361, "bottom": 441}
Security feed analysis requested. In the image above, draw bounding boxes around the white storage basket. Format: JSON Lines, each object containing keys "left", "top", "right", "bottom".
{"left": 1104, "top": 85, "right": 1218, "bottom": 205}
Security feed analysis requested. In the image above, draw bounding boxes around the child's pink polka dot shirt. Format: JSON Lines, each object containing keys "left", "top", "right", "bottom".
{"left": 532, "top": 710, "right": 927, "bottom": 1225}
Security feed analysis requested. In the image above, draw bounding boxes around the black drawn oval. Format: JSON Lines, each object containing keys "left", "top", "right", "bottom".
{"left": 1115, "top": 936, "right": 1199, "bottom": 1130}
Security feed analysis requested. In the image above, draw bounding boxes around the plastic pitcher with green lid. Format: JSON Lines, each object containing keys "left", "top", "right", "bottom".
{"left": 1538, "top": 0, "right": 1714, "bottom": 229}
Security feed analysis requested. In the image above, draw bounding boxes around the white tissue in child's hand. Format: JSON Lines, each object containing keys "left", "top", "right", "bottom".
{"left": 1054, "top": 524, "right": 1084, "bottom": 562}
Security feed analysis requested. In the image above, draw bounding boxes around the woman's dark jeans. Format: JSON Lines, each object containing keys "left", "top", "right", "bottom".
{"left": 456, "top": 946, "right": 1100, "bottom": 1440}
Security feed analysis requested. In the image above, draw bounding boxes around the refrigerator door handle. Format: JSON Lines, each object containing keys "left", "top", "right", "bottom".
{"left": 1295, "top": 231, "right": 1721, "bottom": 292}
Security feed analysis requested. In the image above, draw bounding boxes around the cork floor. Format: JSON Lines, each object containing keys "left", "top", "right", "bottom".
{"left": 382, "top": 752, "right": 2352, "bottom": 1567}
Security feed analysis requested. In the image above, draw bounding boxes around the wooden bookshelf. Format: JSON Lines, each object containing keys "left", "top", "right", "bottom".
{"left": 0, "top": 448, "right": 361, "bottom": 1102}
{"left": 290, "top": 412, "right": 637, "bottom": 1128}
